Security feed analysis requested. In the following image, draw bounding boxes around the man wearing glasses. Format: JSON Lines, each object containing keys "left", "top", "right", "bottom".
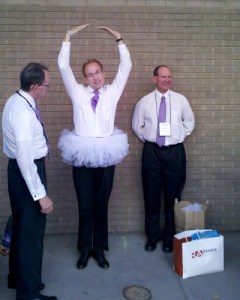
{"left": 2, "top": 63, "right": 57, "bottom": 300}
{"left": 58, "top": 24, "right": 132, "bottom": 269}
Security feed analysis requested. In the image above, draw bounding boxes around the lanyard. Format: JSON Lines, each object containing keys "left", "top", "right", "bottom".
{"left": 16, "top": 91, "right": 50, "bottom": 153}
{"left": 16, "top": 91, "right": 42, "bottom": 123}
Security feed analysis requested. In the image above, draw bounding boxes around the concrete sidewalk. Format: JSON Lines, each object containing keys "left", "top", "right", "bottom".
{"left": 0, "top": 231, "right": 239, "bottom": 300}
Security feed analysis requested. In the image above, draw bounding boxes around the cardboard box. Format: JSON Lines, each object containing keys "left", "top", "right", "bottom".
{"left": 174, "top": 200, "right": 208, "bottom": 233}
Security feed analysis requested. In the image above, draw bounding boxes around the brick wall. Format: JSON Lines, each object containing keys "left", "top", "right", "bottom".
{"left": 0, "top": 1, "right": 240, "bottom": 233}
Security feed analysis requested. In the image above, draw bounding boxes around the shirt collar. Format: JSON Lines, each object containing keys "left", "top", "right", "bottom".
{"left": 87, "top": 86, "right": 104, "bottom": 95}
{"left": 18, "top": 89, "right": 36, "bottom": 107}
{"left": 155, "top": 89, "right": 170, "bottom": 99}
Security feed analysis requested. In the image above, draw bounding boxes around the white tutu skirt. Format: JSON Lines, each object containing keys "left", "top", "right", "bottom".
{"left": 58, "top": 128, "right": 129, "bottom": 168}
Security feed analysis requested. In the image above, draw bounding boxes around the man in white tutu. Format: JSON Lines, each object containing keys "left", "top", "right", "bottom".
{"left": 58, "top": 24, "right": 132, "bottom": 269}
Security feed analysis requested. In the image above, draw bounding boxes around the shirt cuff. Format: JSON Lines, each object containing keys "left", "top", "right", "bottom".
{"left": 32, "top": 189, "right": 47, "bottom": 201}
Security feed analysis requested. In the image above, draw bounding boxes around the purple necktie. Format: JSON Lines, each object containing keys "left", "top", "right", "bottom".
{"left": 35, "top": 104, "right": 50, "bottom": 155}
{"left": 91, "top": 90, "right": 99, "bottom": 112}
{"left": 16, "top": 91, "right": 50, "bottom": 156}
{"left": 35, "top": 104, "right": 42, "bottom": 124}
{"left": 156, "top": 96, "right": 166, "bottom": 147}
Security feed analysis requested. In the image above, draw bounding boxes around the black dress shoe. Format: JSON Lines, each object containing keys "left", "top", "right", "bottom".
{"left": 7, "top": 275, "right": 16, "bottom": 289}
{"left": 39, "top": 283, "right": 45, "bottom": 291}
{"left": 92, "top": 250, "right": 109, "bottom": 269}
{"left": 162, "top": 239, "right": 173, "bottom": 253}
{"left": 76, "top": 250, "right": 92, "bottom": 269}
{"left": 34, "top": 294, "right": 57, "bottom": 300}
{"left": 144, "top": 240, "right": 157, "bottom": 252}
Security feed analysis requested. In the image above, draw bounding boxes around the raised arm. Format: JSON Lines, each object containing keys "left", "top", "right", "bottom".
{"left": 96, "top": 26, "right": 131, "bottom": 101}
{"left": 65, "top": 23, "right": 90, "bottom": 41}
{"left": 97, "top": 26, "right": 124, "bottom": 44}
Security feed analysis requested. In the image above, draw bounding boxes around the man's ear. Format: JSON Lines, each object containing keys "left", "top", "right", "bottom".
{"left": 30, "top": 84, "right": 37, "bottom": 90}
{"left": 28, "top": 84, "right": 38, "bottom": 98}
{"left": 152, "top": 76, "right": 157, "bottom": 84}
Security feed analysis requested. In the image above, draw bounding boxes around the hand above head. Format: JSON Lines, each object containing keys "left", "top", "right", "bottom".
{"left": 68, "top": 24, "right": 90, "bottom": 36}
{"left": 65, "top": 24, "right": 90, "bottom": 41}
{"left": 97, "top": 26, "right": 122, "bottom": 40}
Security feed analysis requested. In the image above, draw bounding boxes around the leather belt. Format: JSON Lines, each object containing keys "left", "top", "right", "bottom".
{"left": 145, "top": 140, "right": 183, "bottom": 149}
{"left": 157, "top": 142, "right": 183, "bottom": 149}
{"left": 9, "top": 157, "right": 45, "bottom": 162}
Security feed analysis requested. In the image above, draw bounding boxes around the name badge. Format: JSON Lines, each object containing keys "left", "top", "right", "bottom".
{"left": 159, "top": 122, "right": 171, "bottom": 136}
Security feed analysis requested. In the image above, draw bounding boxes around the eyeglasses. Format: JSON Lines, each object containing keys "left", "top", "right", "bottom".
{"left": 86, "top": 70, "right": 102, "bottom": 79}
{"left": 41, "top": 83, "right": 50, "bottom": 88}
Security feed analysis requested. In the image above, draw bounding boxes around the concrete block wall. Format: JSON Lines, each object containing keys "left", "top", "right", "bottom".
{"left": 0, "top": 1, "right": 240, "bottom": 234}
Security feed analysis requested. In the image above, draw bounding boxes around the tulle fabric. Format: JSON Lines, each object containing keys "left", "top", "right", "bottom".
{"left": 58, "top": 128, "right": 129, "bottom": 168}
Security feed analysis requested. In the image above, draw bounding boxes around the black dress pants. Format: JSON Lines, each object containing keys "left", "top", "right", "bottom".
{"left": 8, "top": 158, "right": 47, "bottom": 300}
{"left": 73, "top": 165, "right": 115, "bottom": 252}
{"left": 141, "top": 141, "right": 186, "bottom": 242}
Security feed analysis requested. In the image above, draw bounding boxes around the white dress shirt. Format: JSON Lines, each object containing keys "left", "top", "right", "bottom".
{"left": 132, "top": 89, "right": 195, "bottom": 145}
{"left": 2, "top": 90, "right": 48, "bottom": 200}
{"left": 58, "top": 41, "right": 132, "bottom": 137}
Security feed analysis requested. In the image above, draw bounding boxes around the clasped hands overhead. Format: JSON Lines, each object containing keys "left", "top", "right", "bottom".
{"left": 66, "top": 24, "right": 122, "bottom": 40}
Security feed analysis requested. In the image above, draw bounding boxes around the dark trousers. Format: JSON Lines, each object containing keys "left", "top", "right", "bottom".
{"left": 72, "top": 165, "right": 115, "bottom": 252}
{"left": 141, "top": 141, "right": 186, "bottom": 242}
{"left": 8, "top": 159, "right": 47, "bottom": 300}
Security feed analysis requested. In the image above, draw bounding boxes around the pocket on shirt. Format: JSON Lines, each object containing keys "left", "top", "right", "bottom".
{"left": 171, "top": 110, "right": 181, "bottom": 124}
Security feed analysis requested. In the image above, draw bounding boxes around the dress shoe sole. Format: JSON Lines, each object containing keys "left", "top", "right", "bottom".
{"left": 162, "top": 242, "right": 173, "bottom": 253}
{"left": 92, "top": 254, "right": 109, "bottom": 269}
{"left": 34, "top": 295, "right": 57, "bottom": 300}
{"left": 76, "top": 258, "right": 90, "bottom": 269}
{"left": 94, "top": 262, "right": 109, "bottom": 269}
{"left": 77, "top": 263, "right": 88, "bottom": 269}
{"left": 162, "top": 247, "right": 173, "bottom": 253}
{"left": 144, "top": 240, "right": 157, "bottom": 252}
{"left": 144, "top": 245, "right": 157, "bottom": 252}
{"left": 76, "top": 252, "right": 91, "bottom": 269}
